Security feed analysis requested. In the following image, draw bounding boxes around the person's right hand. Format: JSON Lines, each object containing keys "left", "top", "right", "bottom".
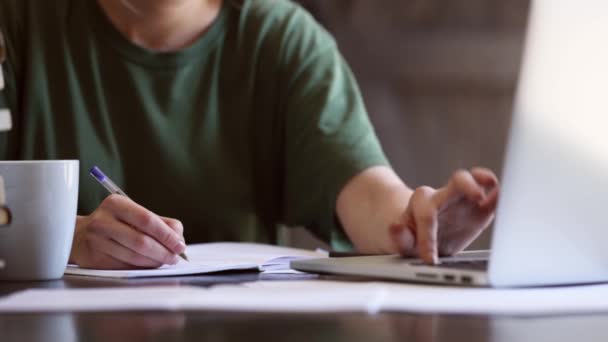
{"left": 69, "top": 195, "right": 187, "bottom": 269}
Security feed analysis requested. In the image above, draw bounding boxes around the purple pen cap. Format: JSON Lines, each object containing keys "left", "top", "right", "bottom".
{"left": 89, "top": 166, "right": 107, "bottom": 182}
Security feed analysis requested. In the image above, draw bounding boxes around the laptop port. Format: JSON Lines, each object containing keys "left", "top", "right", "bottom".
{"left": 443, "top": 274, "right": 456, "bottom": 281}
{"left": 461, "top": 276, "right": 473, "bottom": 284}
{"left": 415, "top": 272, "right": 438, "bottom": 280}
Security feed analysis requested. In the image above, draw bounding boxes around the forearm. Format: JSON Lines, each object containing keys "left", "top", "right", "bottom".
{"left": 336, "top": 166, "right": 413, "bottom": 254}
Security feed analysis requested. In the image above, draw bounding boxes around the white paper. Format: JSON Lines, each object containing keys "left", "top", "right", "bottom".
{"left": 3, "top": 280, "right": 608, "bottom": 315}
{"left": 64, "top": 242, "right": 327, "bottom": 278}
{"left": 0, "top": 286, "right": 201, "bottom": 312}
{"left": 183, "top": 281, "right": 380, "bottom": 313}
{"left": 0, "top": 282, "right": 377, "bottom": 313}
{"left": 381, "top": 282, "right": 608, "bottom": 315}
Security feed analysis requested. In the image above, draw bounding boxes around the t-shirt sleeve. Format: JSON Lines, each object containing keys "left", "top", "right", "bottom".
{"left": 278, "top": 6, "right": 389, "bottom": 249}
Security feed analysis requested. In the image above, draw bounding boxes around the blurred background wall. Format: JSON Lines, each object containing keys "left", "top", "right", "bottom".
{"left": 282, "top": 0, "right": 530, "bottom": 250}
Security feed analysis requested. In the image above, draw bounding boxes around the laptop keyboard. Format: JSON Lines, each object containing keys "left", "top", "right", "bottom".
{"left": 412, "top": 259, "right": 489, "bottom": 271}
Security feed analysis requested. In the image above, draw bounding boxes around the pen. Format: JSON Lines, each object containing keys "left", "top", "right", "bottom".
{"left": 89, "top": 166, "right": 189, "bottom": 262}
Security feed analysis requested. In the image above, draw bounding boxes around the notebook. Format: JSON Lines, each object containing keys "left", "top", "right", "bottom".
{"left": 64, "top": 242, "right": 327, "bottom": 278}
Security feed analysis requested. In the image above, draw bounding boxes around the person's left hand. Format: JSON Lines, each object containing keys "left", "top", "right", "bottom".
{"left": 390, "top": 168, "right": 499, "bottom": 264}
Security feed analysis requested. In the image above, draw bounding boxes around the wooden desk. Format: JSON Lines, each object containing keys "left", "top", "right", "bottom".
{"left": 1, "top": 273, "right": 608, "bottom": 342}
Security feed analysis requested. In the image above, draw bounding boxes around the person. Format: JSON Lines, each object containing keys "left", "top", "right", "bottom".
{"left": 0, "top": 0, "right": 499, "bottom": 269}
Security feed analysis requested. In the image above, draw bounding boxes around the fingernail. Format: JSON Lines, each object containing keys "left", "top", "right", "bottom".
{"left": 432, "top": 254, "right": 439, "bottom": 265}
{"left": 176, "top": 241, "right": 186, "bottom": 253}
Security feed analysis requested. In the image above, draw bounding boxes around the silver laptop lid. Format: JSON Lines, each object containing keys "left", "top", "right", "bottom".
{"left": 488, "top": 0, "right": 608, "bottom": 287}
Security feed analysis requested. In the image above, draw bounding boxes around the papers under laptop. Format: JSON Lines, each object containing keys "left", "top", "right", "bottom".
{"left": 294, "top": 0, "right": 608, "bottom": 287}
{"left": 65, "top": 242, "right": 327, "bottom": 278}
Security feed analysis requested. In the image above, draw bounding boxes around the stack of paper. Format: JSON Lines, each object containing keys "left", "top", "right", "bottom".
{"left": 64, "top": 242, "right": 327, "bottom": 278}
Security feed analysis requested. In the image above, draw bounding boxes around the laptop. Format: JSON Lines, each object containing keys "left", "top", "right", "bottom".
{"left": 292, "top": 0, "right": 608, "bottom": 287}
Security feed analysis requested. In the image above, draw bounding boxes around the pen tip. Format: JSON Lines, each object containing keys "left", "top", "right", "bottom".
{"left": 179, "top": 253, "right": 189, "bottom": 262}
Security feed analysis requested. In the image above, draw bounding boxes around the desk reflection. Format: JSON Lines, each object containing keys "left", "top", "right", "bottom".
{"left": 74, "top": 312, "right": 490, "bottom": 342}
{"left": 0, "top": 313, "right": 77, "bottom": 342}
{"left": 75, "top": 313, "right": 186, "bottom": 341}
{"left": 490, "top": 315, "right": 608, "bottom": 342}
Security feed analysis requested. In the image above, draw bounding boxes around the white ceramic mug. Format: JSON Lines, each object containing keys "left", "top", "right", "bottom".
{"left": 0, "top": 160, "right": 79, "bottom": 281}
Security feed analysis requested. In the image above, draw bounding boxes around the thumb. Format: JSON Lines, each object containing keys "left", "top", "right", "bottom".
{"left": 390, "top": 223, "right": 416, "bottom": 257}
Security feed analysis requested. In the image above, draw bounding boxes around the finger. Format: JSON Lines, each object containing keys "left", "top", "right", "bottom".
{"left": 474, "top": 169, "right": 500, "bottom": 207}
{"left": 83, "top": 251, "right": 133, "bottom": 270}
{"left": 433, "top": 170, "right": 484, "bottom": 208}
{"left": 411, "top": 187, "right": 440, "bottom": 264}
{"left": 479, "top": 186, "right": 499, "bottom": 212}
{"left": 389, "top": 223, "right": 416, "bottom": 256}
{"left": 103, "top": 195, "right": 186, "bottom": 254}
{"left": 470, "top": 167, "right": 498, "bottom": 189}
{"left": 87, "top": 234, "right": 165, "bottom": 268}
{"left": 89, "top": 216, "right": 180, "bottom": 265}
{"left": 80, "top": 235, "right": 134, "bottom": 270}
{"left": 160, "top": 217, "right": 185, "bottom": 241}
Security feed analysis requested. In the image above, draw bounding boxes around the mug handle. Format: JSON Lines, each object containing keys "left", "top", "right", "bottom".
{"left": 0, "top": 175, "right": 12, "bottom": 226}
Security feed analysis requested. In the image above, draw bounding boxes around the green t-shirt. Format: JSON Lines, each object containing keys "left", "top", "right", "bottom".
{"left": 0, "top": 0, "right": 388, "bottom": 247}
